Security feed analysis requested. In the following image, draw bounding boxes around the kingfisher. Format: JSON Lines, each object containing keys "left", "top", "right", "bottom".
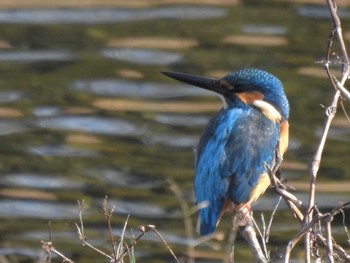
{"left": 162, "top": 68, "right": 289, "bottom": 236}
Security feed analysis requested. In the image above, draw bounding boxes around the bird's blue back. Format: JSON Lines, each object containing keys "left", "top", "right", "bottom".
{"left": 194, "top": 97, "right": 280, "bottom": 235}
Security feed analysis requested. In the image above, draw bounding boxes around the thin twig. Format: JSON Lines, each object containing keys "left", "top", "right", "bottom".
{"left": 167, "top": 177, "right": 195, "bottom": 262}
{"left": 332, "top": 76, "right": 350, "bottom": 100}
{"left": 305, "top": 0, "right": 350, "bottom": 261}
{"left": 340, "top": 209, "right": 350, "bottom": 244}
{"left": 251, "top": 214, "right": 269, "bottom": 260}
{"left": 151, "top": 227, "right": 180, "bottom": 262}
{"left": 75, "top": 200, "right": 113, "bottom": 260}
{"left": 103, "top": 197, "right": 118, "bottom": 262}
{"left": 116, "top": 214, "right": 130, "bottom": 261}
{"left": 238, "top": 213, "right": 268, "bottom": 263}
{"left": 325, "top": 219, "right": 335, "bottom": 263}
{"left": 340, "top": 100, "right": 350, "bottom": 125}
{"left": 264, "top": 163, "right": 304, "bottom": 223}
{"left": 41, "top": 221, "right": 75, "bottom": 263}
{"left": 284, "top": 202, "right": 350, "bottom": 262}
{"left": 41, "top": 241, "right": 74, "bottom": 263}
{"left": 119, "top": 225, "right": 180, "bottom": 263}
{"left": 265, "top": 196, "right": 282, "bottom": 243}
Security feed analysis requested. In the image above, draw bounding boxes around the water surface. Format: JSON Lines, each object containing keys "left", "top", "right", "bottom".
{"left": 0, "top": 2, "right": 349, "bottom": 263}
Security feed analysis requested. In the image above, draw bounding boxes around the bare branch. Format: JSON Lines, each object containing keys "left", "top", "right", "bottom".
{"left": 284, "top": 202, "right": 350, "bottom": 262}
{"left": 332, "top": 76, "right": 350, "bottom": 100}
{"left": 264, "top": 163, "right": 304, "bottom": 223}
{"left": 238, "top": 214, "right": 268, "bottom": 263}
{"left": 305, "top": 0, "right": 350, "bottom": 261}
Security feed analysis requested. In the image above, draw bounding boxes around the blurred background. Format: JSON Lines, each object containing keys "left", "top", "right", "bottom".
{"left": 0, "top": 0, "right": 349, "bottom": 262}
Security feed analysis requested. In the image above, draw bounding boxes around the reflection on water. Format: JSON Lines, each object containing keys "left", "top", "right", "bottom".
{"left": 72, "top": 79, "right": 212, "bottom": 98}
{"left": 32, "top": 106, "right": 61, "bottom": 117}
{"left": 144, "top": 133, "right": 198, "bottom": 148}
{"left": 102, "top": 48, "right": 183, "bottom": 65}
{"left": 253, "top": 192, "right": 350, "bottom": 211}
{"left": 297, "top": 5, "right": 350, "bottom": 19}
{"left": 84, "top": 168, "right": 162, "bottom": 188}
{"left": 0, "top": 2, "right": 349, "bottom": 263}
{"left": 35, "top": 116, "right": 142, "bottom": 136}
{"left": 2, "top": 173, "right": 83, "bottom": 189}
{"left": 0, "top": 7, "right": 227, "bottom": 24}
{"left": 153, "top": 113, "right": 209, "bottom": 126}
{"left": 0, "top": 120, "right": 26, "bottom": 135}
{"left": 0, "top": 200, "right": 80, "bottom": 219}
{"left": 316, "top": 125, "right": 350, "bottom": 143}
{"left": 241, "top": 24, "right": 287, "bottom": 35}
{"left": 111, "top": 227, "right": 195, "bottom": 246}
{"left": 0, "top": 91, "right": 22, "bottom": 103}
{"left": 0, "top": 248, "right": 40, "bottom": 258}
{"left": 0, "top": 50, "right": 74, "bottom": 62}
{"left": 27, "top": 145, "right": 98, "bottom": 157}
{"left": 105, "top": 198, "right": 178, "bottom": 218}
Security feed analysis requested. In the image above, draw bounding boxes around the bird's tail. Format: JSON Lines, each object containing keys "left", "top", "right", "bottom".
{"left": 196, "top": 201, "right": 223, "bottom": 236}
{"left": 197, "top": 217, "right": 217, "bottom": 236}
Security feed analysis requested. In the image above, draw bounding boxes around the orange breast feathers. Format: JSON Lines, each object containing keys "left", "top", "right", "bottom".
{"left": 279, "top": 120, "right": 289, "bottom": 155}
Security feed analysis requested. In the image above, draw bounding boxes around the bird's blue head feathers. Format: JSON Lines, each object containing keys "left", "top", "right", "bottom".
{"left": 222, "top": 68, "right": 289, "bottom": 120}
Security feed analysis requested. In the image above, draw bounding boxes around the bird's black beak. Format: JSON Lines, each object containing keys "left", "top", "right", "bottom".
{"left": 162, "top": 71, "right": 230, "bottom": 95}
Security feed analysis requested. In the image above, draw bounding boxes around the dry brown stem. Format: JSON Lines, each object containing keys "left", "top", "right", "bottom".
{"left": 41, "top": 198, "right": 179, "bottom": 263}
{"left": 75, "top": 200, "right": 113, "bottom": 260}
{"left": 41, "top": 221, "right": 74, "bottom": 263}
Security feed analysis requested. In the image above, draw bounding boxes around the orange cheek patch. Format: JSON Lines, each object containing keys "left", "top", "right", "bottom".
{"left": 237, "top": 91, "right": 264, "bottom": 104}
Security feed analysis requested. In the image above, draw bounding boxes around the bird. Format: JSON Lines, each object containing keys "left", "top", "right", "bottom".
{"left": 162, "top": 68, "right": 289, "bottom": 236}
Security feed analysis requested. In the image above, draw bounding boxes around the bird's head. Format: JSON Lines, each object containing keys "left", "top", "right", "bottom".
{"left": 162, "top": 68, "right": 289, "bottom": 121}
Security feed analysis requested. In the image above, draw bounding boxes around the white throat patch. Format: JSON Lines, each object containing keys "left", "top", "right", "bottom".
{"left": 252, "top": 100, "right": 281, "bottom": 123}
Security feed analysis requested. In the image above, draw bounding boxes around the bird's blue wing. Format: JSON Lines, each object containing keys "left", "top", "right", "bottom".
{"left": 194, "top": 106, "right": 280, "bottom": 235}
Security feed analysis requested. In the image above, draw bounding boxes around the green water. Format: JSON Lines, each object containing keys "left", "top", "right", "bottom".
{"left": 0, "top": 1, "right": 349, "bottom": 263}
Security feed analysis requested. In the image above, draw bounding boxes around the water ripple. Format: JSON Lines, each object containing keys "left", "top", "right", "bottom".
{"left": 2, "top": 173, "right": 83, "bottom": 189}
{"left": 0, "top": 200, "right": 79, "bottom": 219}
{"left": 103, "top": 199, "right": 177, "bottom": 218}
{"left": 32, "top": 106, "right": 61, "bottom": 117}
{"left": 71, "top": 79, "right": 212, "bottom": 99}
{"left": 0, "top": 91, "right": 22, "bottom": 103}
{"left": 84, "top": 169, "right": 161, "bottom": 188}
{"left": 0, "top": 247, "right": 40, "bottom": 258}
{"left": 241, "top": 24, "right": 287, "bottom": 35}
{"left": 0, "top": 7, "right": 227, "bottom": 24}
{"left": 27, "top": 145, "right": 98, "bottom": 157}
{"left": 101, "top": 48, "right": 182, "bottom": 65}
{"left": 0, "top": 50, "right": 74, "bottom": 62}
{"left": 0, "top": 120, "right": 26, "bottom": 136}
{"left": 153, "top": 114, "right": 209, "bottom": 126}
{"left": 112, "top": 228, "right": 195, "bottom": 246}
{"left": 145, "top": 133, "right": 198, "bottom": 148}
{"left": 35, "top": 116, "right": 141, "bottom": 136}
{"left": 297, "top": 6, "right": 350, "bottom": 19}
